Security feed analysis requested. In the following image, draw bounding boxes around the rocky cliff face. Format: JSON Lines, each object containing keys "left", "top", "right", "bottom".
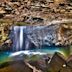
{"left": 0, "top": 0, "right": 72, "bottom": 46}
{"left": 0, "top": 0, "right": 72, "bottom": 23}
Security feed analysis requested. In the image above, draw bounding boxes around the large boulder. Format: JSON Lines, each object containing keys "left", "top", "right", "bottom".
{"left": 0, "top": 60, "right": 33, "bottom": 72}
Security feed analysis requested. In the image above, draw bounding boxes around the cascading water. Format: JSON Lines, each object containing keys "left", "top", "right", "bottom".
{"left": 19, "top": 26, "right": 24, "bottom": 50}
{"left": 12, "top": 26, "right": 22, "bottom": 51}
{"left": 9, "top": 25, "right": 70, "bottom": 57}
{"left": 0, "top": 25, "right": 71, "bottom": 64}
{"left": 10, "top": 26, "right": 33, "bottom": 51}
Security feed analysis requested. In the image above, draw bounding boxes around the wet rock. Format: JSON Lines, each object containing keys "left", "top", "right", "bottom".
{"left": 61, "top": 66, "right": 72, "bottom": 72}
{"left": 67, "top": 55, "right": 72, "bottom": 68}
{"left": 0, "top": 60, "right": 33, "bottom": 72}
{"left": 0, "top": 39, "right": 12, "bottom": 51}
{"left": 47, "top": 52, "right": 66, "bottom": 72}
{"left": 29, "top": 59, "right": 47, "bottom": 72}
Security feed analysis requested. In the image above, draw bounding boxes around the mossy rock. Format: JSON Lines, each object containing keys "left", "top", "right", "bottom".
{"left": 16, "top": 22, "right": 30, "bottom": 26}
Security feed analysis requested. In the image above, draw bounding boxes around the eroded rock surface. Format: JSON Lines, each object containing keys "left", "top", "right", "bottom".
{"left": 0, "top": 0, "right": 72, "bottom": 47}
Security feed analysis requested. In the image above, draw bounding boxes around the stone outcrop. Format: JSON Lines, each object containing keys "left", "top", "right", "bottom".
{"left": 0, "top": 0, "right": 71, "bottom": 23}
{"left": 0, "top": 0, "right": 72, "bottom": 46}
{"left": 0, "top": 22, "right": 72, "bottom": 51}
{"left": 47, "top": 52, "right": 72, "bottom": 72}
{"left": 0, "top": 60, "right": 33, "bottom": 72}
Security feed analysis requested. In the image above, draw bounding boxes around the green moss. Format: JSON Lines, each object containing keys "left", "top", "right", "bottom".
{"left": 26, "top": 55, "right": 42, "bottom": 61}
{"left": 60, "top": 47, "right": 70, "bottom": 57}
{"left": 16, "top": 22, "right": 30, "bottom": 26}
{"left": 0, "top": 19, "right": 13, "bottom": 23}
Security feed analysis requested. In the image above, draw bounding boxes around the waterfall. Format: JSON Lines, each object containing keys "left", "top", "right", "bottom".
{"left": 11, "top": 26, "right": 26, "bottom": 51}
{"left": 19, "top": 27, "right": 24, "bottom": 50}
{"left": 10, "top": 26, "right": 36, "bottom": 52}
{"left": 10, "top": 25, "right": 58, "bottom": 51}
{"left": 13, "top": 26, "right": 20, "bottom": 51}
{"left": 9, "top": 25, "right": 70, "bottom": 57}
{"left": 10, "top": 25, "right": 56, "bottom": 52}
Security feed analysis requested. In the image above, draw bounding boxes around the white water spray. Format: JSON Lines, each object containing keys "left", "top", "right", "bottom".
{"left": 19, "top": 27, "right": 24, "bottom": 50}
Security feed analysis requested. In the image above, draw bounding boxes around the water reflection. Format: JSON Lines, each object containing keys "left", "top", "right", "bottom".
{"left": 0, "top": 46, "right": 70, "bottom": 64}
